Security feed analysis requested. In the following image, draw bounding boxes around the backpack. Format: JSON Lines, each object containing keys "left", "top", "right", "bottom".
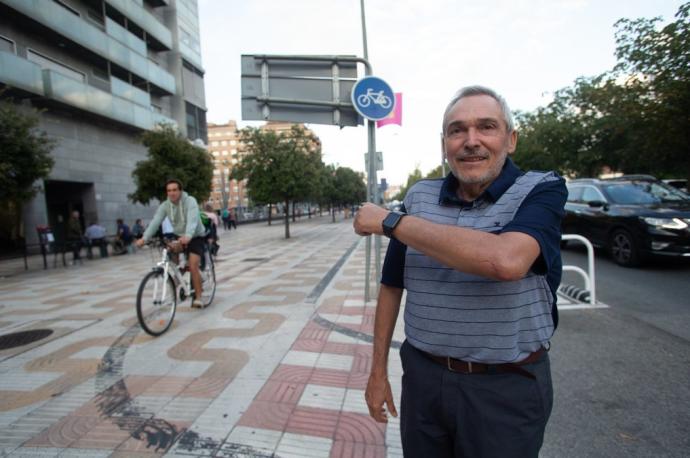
{"left": 199, "top": 211, "right": 212, "bottom": 231}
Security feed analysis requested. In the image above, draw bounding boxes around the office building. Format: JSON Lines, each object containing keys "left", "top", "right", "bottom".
{"left": 0, "top": 0, "right": 207, "bottom": 247}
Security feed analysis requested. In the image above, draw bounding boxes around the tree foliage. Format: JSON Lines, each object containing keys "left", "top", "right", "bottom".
{"left": 233, "top": 125, "right": 322, "bottom": 238}
{"left": 392, "top": 166, "right": 424, "bottom": 201}
{"left": 514, "top": 3, "right": 690, "bottom": 181}
{"left": 129, "top": 124, "right": 214, "bottom": 205}
{"left": 0, "top": 96, "right": 55, "bottom": 248}
{"left": 319, "top": 164, "right": 366, "bottom": 221}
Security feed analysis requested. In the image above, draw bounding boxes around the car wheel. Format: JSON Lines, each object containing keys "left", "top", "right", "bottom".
{"left": 609, "top": 229, "right": 641, "bottom": 267}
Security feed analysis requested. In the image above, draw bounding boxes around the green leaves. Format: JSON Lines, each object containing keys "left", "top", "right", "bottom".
{"left": 0, "top": 95, "right": 55, "bottom": 246}
{"left": 129, "top": 124, "right": 214, "bottom": 205}
{"left": 0, "top": 97, "right": 54, "bottom": 203}
{"left": 514, "top": 2, "right": 690, "bottom": 182}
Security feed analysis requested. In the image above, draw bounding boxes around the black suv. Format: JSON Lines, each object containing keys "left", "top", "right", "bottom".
{"left": 562, "top": 175, "right": 690, "bottom": 267}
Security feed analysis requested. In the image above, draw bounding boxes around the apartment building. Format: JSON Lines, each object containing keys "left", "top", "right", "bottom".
{"left": 207, "top": 121, "right": 246, "bottom": 212}
{"left": 0, "top": 0, "right": 206, "bottom": 246}
{"left": 207, "top": 121, "right": 320, "bottom": 214}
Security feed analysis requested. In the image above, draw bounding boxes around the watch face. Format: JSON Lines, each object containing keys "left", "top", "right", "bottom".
{"left": 383, "top": 212, "right": 402, "bottom": 237}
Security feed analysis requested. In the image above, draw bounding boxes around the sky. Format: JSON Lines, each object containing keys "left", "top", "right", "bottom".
{"left": 197, "top": 0, "right": 684, "bottom": 187}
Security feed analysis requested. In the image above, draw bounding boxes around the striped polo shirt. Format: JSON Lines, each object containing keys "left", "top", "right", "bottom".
{"left": 383, "top": 159, "right": 566, "bottom": 364}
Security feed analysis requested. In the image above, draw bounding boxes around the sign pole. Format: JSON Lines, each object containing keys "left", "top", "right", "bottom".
{"left": 352, "top": 76, "right": 394, "bottom": 303}
{"left": 361, "top": 0, "right": 374, "bottom": 303}
{"left": 365, "top": 119, "right": 376, "bottom": 303}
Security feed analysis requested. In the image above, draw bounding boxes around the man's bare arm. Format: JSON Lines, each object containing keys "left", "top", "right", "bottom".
{"left": 354, "top": 203, "right": 540, "bottom": 281}
{"left": 366, "top": 284, "right": 403, "bottom": 423}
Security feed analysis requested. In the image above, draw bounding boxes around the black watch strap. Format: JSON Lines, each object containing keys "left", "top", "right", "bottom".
{"left": 382, "top": 211, "right": 405, "bottom": 238}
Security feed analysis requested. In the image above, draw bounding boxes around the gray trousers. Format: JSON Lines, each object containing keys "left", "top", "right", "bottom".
{"left": 399, "top": 340, "right": 553, "bottom": 458}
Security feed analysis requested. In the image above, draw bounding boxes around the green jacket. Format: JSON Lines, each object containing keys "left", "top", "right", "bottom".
{"left": 142, "top": 192, "right": 206, "bottom": 241}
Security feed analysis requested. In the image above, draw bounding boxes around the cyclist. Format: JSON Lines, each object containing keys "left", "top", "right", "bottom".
{"left": 135, "top": 178, "right": 208, "bottom": 308}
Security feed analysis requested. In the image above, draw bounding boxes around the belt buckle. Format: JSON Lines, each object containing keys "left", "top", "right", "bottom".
{"left": 447, "top": 357, "right": 472, "bottom": 373}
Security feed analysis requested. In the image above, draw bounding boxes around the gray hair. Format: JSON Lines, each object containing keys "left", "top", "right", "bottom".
{"left": 442, "top": 85, "right": 515, "bottom": 134}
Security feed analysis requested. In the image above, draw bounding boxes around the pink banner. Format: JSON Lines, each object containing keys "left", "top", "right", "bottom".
{"left": 376, "top": 93, "right": 402, "bottom": 128}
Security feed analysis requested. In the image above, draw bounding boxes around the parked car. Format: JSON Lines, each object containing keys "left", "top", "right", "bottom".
{"left": 662, "top": 179, "right": 688, "bottom": 193}
{"left": 562, "top": 175, "right": 690, "bottom": 267}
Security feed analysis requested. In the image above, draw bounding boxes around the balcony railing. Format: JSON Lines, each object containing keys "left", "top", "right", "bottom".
{"left": 111, "top": 77, "right": 151, "bottom": 107}
{"left": 105, "top": 0, "right": 173, "bottom": 50}
{"left": 105, "top": 17, "right": 147, "bottom": 57}
{"left": 42, "top": 69, "right": 176, "bottom": 131}
{"left": 1, "top": 0, "right": 175, "bottom": 94}
{"left": 0, "top": 50, "right": 44, "bottom": 95}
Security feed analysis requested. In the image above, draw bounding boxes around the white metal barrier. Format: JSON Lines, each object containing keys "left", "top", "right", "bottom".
{"left": 561, "top": 234, "right": 596, "bottom": 304}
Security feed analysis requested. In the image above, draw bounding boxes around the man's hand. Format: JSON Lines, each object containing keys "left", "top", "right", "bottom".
{"left": 365, "top": 373, "right": 398, "bottom": 423}
{"left": 354, "top": 203, "right": 389, "bottom": 236}
{"left": 135, "top": 238, "right": 145, "bottom": 248}
{"left": 179, "top": 236, "right": 191, "bottom": 245}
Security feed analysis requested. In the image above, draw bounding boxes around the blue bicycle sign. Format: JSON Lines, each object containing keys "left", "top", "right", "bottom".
{"left": 351, "top": 76, "right": 395, "bottom": 121}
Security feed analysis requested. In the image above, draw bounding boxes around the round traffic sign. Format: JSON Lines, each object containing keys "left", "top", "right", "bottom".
{"left": 351, "top": 76, "right": 395, "bottom": 121}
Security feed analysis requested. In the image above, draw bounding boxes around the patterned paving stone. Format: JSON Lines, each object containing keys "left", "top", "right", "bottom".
{"left": 298, "top": 385, "right": 346, "bottom": 411}
{"left": 285, "top": 407, "right": 340, "bottom": 439}
{"left": 236, "top": 401, "right": 294, "bottom": 431}
{"left": 276, "top": 432, "right": 333, "bottom": 458}
{"left": 330, "top": 440, "right": 387, "bottom": 458}
{"left": 0, "top": 218, "right": 404, "bottom": 456}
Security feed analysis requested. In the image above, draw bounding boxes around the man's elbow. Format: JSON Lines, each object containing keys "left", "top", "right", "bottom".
{"left": 484, "top": 257, "right": 531, "bottom": 282}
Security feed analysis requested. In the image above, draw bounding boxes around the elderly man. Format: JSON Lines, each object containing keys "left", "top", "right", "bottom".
{"left": 354, "top": 86, "right": 567, "bottom": 457}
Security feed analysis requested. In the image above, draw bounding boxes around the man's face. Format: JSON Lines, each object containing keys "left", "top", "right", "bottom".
{"left": 442, "top": 95, "right": 517, "bottom": 187}
{"left": 166, "top": 183, "right": 182, "bottom": 203}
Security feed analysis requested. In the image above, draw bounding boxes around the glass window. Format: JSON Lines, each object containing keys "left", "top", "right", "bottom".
{"left": 0, "top": 35, "right": 15, "bottom": 53}
{"left": 603, "top": 181, "right": 690, "bottom": 204}
{"left": 566, "top": 185, "right": 584, "bottom": 203}
{"left": 53, "top": 0, "right": 80, "bottom": 16}
{"left": 581, "top": 186, "right": 605, "bottom": 203}
{"left": 27, "top": 49, "right": 86, "bottom": 82}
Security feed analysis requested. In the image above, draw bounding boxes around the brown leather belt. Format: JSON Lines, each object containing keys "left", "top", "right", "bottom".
{"left": 423, "top": 347, "right": 546, "bottom": 379}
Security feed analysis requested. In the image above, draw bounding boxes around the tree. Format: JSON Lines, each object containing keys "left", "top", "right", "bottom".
{"left": 392, "top": 166, "right": 424, "bottom": 201}
{"left": 334, "top": 166, "right": 366, "bottom": 206}
{"left": 612, "top": 2, "right": 690, "bottom": 181}
{"left": 129, "top": 124, "right": 213, "bottom": 205}
{"left": 0, "top": 96, "right": 54, "bottom": 250}
{"left": 515, "top": 3, "right": 690, "bottom": 181}
{"left": 233, "top": 125, "right": 322, "bottom": 238}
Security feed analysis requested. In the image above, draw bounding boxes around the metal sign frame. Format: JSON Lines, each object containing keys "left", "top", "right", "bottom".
{"left": 241, "top": 55, "right": 370, "bottom": 128}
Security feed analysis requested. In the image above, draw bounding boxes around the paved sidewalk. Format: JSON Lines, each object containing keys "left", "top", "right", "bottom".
{"left": 1, "top": 216, "right": 580, "bottom": 457}
{"left": 0, "top": 217, "right": 401, "bottom": 457}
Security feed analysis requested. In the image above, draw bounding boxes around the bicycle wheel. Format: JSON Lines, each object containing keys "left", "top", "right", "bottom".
{"left": 199, "top": 251, "right": 216, "bottom": 307}
{"left": 357, "top": 93, "right": 370, "bottom": 107}
{"left": 136, "top": 270, "right": 177, "bottom": 336}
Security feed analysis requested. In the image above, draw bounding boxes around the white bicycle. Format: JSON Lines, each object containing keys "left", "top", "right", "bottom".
{"left": 136, "top": 238, "right": 216, "bottom": 336}
{"left": 356, "top": 88, "right": 393, "bottom": 109}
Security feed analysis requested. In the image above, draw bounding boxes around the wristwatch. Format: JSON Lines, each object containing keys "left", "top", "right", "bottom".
{"left": 382, "top": 211, "right": 405, "bottom": 238}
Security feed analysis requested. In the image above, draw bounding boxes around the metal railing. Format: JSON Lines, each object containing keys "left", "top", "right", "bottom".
{"left": 561, "top": 234, "right": 596, "bottom": 304}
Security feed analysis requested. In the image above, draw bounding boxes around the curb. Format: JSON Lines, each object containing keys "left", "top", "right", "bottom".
{"left": 558, "top": 284, "right": 591, "bottom": 303}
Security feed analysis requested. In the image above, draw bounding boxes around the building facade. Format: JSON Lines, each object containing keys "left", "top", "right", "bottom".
{"left": 207, "top": 121, "right": 320, "bottom": 215}
{"left": 0, "top": 0, "right": 207, "bottom": 247}
{"left": 207, "top": 121, "right": 246, "bottom": 213}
